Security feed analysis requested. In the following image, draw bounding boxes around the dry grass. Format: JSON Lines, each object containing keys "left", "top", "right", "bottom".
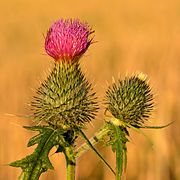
{"left": 0, "top": 0, "right": 179, "bottom": 179}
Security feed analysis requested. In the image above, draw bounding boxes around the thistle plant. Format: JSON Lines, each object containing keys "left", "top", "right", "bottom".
{"left": 10, "top": 19, "right": 99, "bottom": 180}
{"left": 10, "top": 18, "right": 171, "bottom": 180}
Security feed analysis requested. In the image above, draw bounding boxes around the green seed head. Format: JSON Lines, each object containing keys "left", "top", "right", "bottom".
{"left": 106, "top": 73, "right": 154, "bottom": 127}
{"left": 31, "top": 61, "right": 98, "bottom": 130}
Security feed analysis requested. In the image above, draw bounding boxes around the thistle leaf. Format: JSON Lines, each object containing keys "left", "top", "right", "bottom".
{"left": 105, "top": 122, "right": 128, "bottom": 179}
{"left": 114, "top": 125, "right": 127, "bottom": 179}
{"left": 10, "top": 126, "right": 66, "bottom": 180}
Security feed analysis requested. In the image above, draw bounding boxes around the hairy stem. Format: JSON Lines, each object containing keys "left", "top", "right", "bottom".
{"left": 19, "top": 172, "right": 25, "bottom": 180}
{"left": 64, "top": 146, "right": 76, "bottom": 180}
{"left": 76, "top": 125, "right": 109, "bottom": 158}
{"left": 78, "top": 129, "right": 115, "bottom": 175}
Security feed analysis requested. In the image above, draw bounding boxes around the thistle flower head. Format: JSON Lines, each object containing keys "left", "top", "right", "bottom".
{"left": 31, "top": 62, "right": 98, "bottom": 130}
{"left": 45, "top": 19, "right": 94, "bottom": 62}
{"left": 106, "top": 73, "right": 154, "bottom": 127}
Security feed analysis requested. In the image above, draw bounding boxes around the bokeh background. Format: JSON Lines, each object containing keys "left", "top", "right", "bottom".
{"left": 0, "top": 0, "right": 179, "bottom": 179}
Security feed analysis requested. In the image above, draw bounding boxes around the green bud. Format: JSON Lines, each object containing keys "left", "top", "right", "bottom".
{"left": 105, "top": 73, "right": 154, "bottom": 127}
{"left": 31, "top": 61, "right": 98, "bottom": 130}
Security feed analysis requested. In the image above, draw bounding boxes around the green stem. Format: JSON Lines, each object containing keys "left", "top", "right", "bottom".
{"left": 78, "top": 129, "right": 115, "bottom": 175}
{"left": 64, "top": 146, "right": 76, "bottom": 180}
{"left": 114, "top": 125, "right": 123, "bottom": 180}
{"left": 18, "top": 172, "right": 25, "bottom": 180}
{"left": 76, "top": 125, "right": 109, "bottom": 157}
{"left": 66, "top": 163, "right": 75, "bottom": 180}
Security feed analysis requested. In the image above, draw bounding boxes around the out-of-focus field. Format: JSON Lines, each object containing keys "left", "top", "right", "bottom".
{"left": 0, "top": 0, "right": 180, "bottom": 179}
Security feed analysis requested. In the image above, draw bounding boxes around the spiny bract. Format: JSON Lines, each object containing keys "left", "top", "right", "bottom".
{"left": 106, "top": 74, "right": 154, "bottom": 127}
{"left": 31, "top": 62, "right": 98, "bottom": 129}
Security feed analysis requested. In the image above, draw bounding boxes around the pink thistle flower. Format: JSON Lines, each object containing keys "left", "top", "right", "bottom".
{"left": 45, "top": 19, "right": 94, "bottom": 62}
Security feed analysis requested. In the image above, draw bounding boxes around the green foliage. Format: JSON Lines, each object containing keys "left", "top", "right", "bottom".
{"left": 106, "top": 74, "right": 154, "bottom": 127}
{"left": 31, "top": 62, "right": 98, "bottom": 129}
{"left": 105, "top": 122, "right": 128, "bottom": 179}
{"left": 10, "top": 61, "right": 99, "bottom": 180}
{"left": 9, "top": 126, "right": 68, "bottom": 180}
{"left": 106, "top": 123, "right": 128, "bottom": 152}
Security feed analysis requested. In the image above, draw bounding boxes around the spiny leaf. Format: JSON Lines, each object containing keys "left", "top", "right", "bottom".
{"left": 105, "top": 122, "right": 128, "bottom": 179}
{"left": 113, "top": 125, "right": 127, "bottom": 180}
{"left": 25, "top": 126, "right": 65, "bottom": 147}
{"left": 10, "top": 126, "right": 67, "bottom": 180}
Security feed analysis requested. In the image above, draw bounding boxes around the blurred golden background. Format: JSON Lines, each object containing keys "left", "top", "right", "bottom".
{"left": 0, "top": 0, "right": 179, "bottom": 179}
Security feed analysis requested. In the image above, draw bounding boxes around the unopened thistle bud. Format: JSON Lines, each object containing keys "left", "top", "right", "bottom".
{"left": 106, "top": 73, "right": 154, "bottom": 127}
{"left": 45, "top": 19, "right": 94, "bottom": 62}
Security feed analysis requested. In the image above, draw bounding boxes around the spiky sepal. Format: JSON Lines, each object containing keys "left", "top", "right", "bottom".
{"left": 31, "top": 61, "right": 98, "bottom": 130}
{"left": 106, "top": 74, "right": 154, "bottom": 127}
{"left": 9, "top": 126, "right": 68, "bottom": 180}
